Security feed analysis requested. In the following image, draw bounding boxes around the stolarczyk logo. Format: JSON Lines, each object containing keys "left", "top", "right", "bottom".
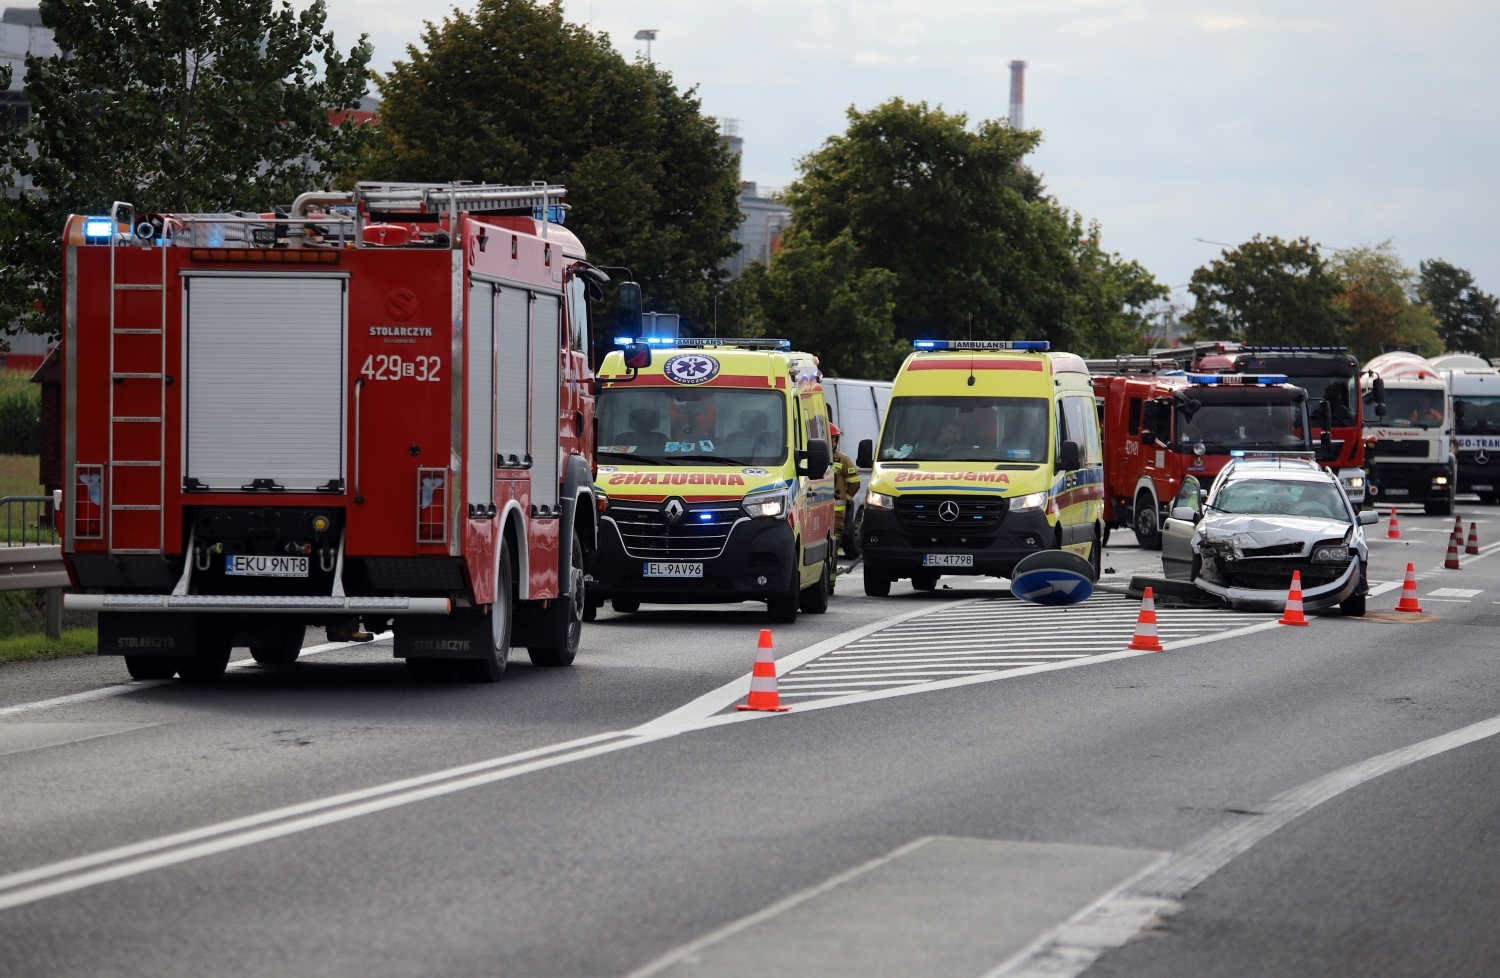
{"left": 662, "top": 354, "right": 720, "bottom": 385}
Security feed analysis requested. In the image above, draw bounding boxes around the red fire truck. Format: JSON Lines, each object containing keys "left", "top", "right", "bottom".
{"left": 1093, "top": 362, "right": 1313, "bottom": 549}
{"left": 60, "top": 183, "right": 603, "bottom": 682}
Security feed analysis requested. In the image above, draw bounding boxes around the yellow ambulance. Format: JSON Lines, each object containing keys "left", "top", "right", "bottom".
{"left": 854, "top": 340, "right": 1103, "bottom": 595}
{"left": 590, "top": 339, "right": 837, "bottom": 623}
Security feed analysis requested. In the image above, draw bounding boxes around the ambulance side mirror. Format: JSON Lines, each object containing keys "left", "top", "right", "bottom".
{"left": 618, "top": 281, "right": 643, "bottom": 337}
{"left": 1057, "top": 440, "right": 1081, "bottom": 472}
{"left": 800, "top": 439, "right": 831, "bottom": 480}
{"left": 856, "top": 438, "right": 874, "bottom": 469}
{"left": 622, "top": 343, "right": 651, "bottom": 370}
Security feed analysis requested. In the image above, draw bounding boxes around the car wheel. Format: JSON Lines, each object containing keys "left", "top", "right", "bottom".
{"left": 1090, "top": 525, "right": 1103, "bottom": 582}
{"left": 1341, "top": 590, "right": 1366, "bottom": 616}
{"left": 863, "top": 572, "right": 892, "bottom": 597}
{"left": 1134, "top": 492, "right": 1162, "bottom": 550}
{"left": 250, "top": 621, "right": 305, "bottom": 665}
{"left": 911, "top": 572, "right": 939, "bottom": 592}
{"left": 611, "top": 597, "right": 640, "bottom": 614}
{"left": 842, "top": 509, "right": 863, "bottom": 558}
{"left": 768, "top": 563, "right": 801, "bottom": 624}
{"left": 800, "top": 547, "right": 832, "bottom": 614}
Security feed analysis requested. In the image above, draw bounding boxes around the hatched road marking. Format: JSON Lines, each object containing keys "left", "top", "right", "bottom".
{"left": 776, "top": 594, "right": 1277, "bottom": 701}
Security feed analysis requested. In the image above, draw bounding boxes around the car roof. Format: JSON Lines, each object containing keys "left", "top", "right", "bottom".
{"left": 1220, "top": 461, "right": 1337, "bottom": 484}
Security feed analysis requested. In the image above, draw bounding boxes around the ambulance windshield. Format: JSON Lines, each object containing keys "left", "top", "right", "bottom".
{"left": 597, "top": 388, "right": 788, "bottom": 465}
{"left": 878, "top": 396, "right": 1049, "bottom": 463}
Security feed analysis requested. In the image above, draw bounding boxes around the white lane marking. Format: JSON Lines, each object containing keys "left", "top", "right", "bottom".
{"left": 620, "top": 838, "right": 940, "bottom": 978}
{"left": 0, "top": 606, "right": 1296, "bottom": 911}
{"left": 988, "top": 709, "right": 1500, "bottom": 978}
{"left": 1429, "top": 588, "right": 1483, "bottom": 597}
{"left": 0, "top": 633, "right": 395, "bottom": 719}
{"left": 1366, "top": 580, "right": 1401, "bottom": 597}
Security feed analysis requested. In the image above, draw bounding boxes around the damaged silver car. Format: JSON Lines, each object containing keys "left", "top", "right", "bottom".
{"left": 1161, "top": 457, "right": 1381, "bottom": 615}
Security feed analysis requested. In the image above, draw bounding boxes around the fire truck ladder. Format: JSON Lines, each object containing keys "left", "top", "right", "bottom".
{"left": 355, "top": 182, "right": 568, "bottom": 222}
{"left": 106, "top": 201, "right": 168, "bottom": 555}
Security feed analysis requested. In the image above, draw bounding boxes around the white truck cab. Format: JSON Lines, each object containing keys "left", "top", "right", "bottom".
{"left": 1434, "top": 354, "right": 1500, "bottom": 505}
{"left": 1361, "top": 351, "right": 1456, "bottom": 515}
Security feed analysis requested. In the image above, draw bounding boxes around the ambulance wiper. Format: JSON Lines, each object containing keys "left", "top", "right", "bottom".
{"left": 665, "top": 454, "right": 747, "bottom": 466}
{"left": 598, "top": 451, "right": 674, "bottom": 465}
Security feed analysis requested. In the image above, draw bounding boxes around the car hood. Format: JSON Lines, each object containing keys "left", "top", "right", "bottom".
{"left": 1192, "top": 514, "right": 1350, "bottom": 559}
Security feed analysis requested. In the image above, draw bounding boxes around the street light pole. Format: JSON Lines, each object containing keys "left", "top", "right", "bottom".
{"left": 634, "top": 29, "right": 658, "bottom": 62}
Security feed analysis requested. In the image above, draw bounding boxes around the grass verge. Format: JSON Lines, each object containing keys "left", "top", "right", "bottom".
{"left": 0, "top": 628, "right": 97, "bottom": 664}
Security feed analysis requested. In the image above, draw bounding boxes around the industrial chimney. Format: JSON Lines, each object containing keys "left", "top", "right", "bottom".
{"left": 1008, "top": 60, "right": 1026, "bottom": 129}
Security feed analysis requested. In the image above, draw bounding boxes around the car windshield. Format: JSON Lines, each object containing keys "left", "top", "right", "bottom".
{"left": 1367, "top": 389, "right": 1445, "bottom": 428}
{"left": 1456, "top": 396, "right": 1500, "bottom": 434}
{"left": 878, "top": 396, "right": 1049, "bottom": 463}
{"left": 1291, "top": 375, "right": 1357, "bottom": 426}
{"left": 1212, "top": 479, "right": 1350, "bottom": 521}
{"left": 1175, "top": 402, "right": 1309, "bottom": 452}
{"left": 596, "top": 388, "right": 787, "bottom": 465}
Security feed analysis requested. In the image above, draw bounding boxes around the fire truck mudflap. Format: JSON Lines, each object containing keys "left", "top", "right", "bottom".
{"left": 60, "top": 183, "right": 600, "bottom": 682}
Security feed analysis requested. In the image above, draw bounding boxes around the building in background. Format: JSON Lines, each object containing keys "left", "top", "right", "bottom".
{"left": 1, "top": 6, "right": 57, "bottom": 199}
{"left": 721, "top": 119, "right": 791, "bottom": 280}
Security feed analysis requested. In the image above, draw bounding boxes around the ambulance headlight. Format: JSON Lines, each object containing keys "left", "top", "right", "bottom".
{"left": 742, "top": 488, "right": 790, "bottom": 519}
{"left": 1010, "top": 491, "right": 1047, "bottom": 513}
{"left": 865, "top": 490, "right": 893, "bottom": 511}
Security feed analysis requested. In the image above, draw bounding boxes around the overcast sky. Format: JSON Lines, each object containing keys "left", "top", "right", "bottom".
{"left": 323, "top": 0, "right": 1500, "bottom": 299}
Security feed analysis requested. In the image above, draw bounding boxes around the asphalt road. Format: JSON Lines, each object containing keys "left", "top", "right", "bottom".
{"left": 1, "top": 502, "right": 1498, "bottom": 977}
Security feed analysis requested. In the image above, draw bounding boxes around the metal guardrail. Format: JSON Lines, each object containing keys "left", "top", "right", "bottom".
{"left": 0, "top": 496, "right": 71, "bottom": 639}
{"left": 0, "top": 495, "right": 59, "bottom": 547}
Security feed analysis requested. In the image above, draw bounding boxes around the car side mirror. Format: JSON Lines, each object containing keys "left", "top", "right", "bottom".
{"left": 1455, "top": 400, "right": 1466, "bottom": 423}
{"left": 1171, "top": 506, "right": 1199, "bottom": 523}
{"left": 1358, "top": 509, "right": 1380, "bottom": 525}
{"left": 800, "top": 438, "right": 831, "bottom": 480}
{"left": 856, "top": 438, "right": 874, "bottom": 469}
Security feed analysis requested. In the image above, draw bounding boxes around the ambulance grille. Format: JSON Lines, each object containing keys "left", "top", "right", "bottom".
{"left": 608, "top": 504, "right": 743, "bottom": 560}
{"left": 895, "top": 496, "right": 1005, "bottom": 535}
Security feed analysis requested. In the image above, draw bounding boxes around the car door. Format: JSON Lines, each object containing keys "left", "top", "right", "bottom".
{"left": 1160, "top": 475, "right": 1202, "bottom": 580}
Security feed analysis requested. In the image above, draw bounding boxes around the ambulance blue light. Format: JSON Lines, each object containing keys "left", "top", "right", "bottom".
{"left": 1186, "top": 373, "right": 1288, "bottom": 386}
{"left": 912, "top": 340, "right": 1051, "bottom": 352}
{"left": 84, "top": 218, "right": 113, "bottom": 239}
{"left": 615, "top": 336, "right": 678, "bottom": 347}
{"left": 698, "top": 512, "right": 713, "bottom": 521}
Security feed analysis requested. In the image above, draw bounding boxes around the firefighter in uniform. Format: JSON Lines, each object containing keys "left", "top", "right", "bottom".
{"left": 830, "top": 424, "right": 862, "bottom": 557}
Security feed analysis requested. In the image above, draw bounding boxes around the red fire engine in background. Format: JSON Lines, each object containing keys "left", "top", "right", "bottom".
{"left": 1092, "top": 359, "right": 1314, "bottom": 549}
{"left": 60, "top": 182, "right": 605, "bottom": 682}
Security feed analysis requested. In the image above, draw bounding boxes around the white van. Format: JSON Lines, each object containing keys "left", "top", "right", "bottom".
{"left": 822, "top": 378, "right": 892, "bottom": 556}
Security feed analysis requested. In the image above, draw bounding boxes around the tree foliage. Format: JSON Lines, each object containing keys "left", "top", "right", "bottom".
{"left": 1419, "top": 258, "right": 1499, "bottom": 358}
{"left": 0, "top": 0, "right": 372, "bottom": 338}
{"left": 1329, "top": 243, "right": 1442, "bottom": 359}
{"left": 1184, "top": 236, "right": 1349, "bottom": 347}
{"left": 364, "top": 0, "right": 741, "bottom": 332}
{"left": 725, "top": 99, "right": 1165, "bottom": 377}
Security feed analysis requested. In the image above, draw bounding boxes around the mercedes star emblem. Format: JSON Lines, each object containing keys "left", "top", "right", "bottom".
{"left": 938, "top": 500, "right": 961, "bottom": 522}
{"left": 1477, "top": 450, "right": 1491, "bottom": 466}
{"left": 664, "top": 498, "right": 686, "bottom": 524}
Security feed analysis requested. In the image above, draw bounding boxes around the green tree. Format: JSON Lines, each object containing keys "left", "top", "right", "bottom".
{"left": 752, "top": 98, "right": 1163, "bottom": 361}
{"left": 364, "top": 0, "right": 741, "bottom": 332}
{"left": 1419, "top": 258, "right": 1499, "bottom": 358}
{"left": 1184, "top": 236, "right": 1349, "bottom": 346}
{"left": 1330, "top": 243, "right": 1442, "bottom": 360}
{"left": 0, "top": 0, "right": 372, "bottom": 338}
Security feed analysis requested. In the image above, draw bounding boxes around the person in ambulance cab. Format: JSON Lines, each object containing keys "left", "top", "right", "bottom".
{"left": 830, "top": 423, "right": 861, "bottom": 554}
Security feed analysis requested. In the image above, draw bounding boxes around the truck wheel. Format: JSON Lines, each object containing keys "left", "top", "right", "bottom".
{"left": 1134, "top": 491, "right": 1163, "bottom": 550}
{"left": 800, "top": 548, "right": 832, "bottom": 614}
{"left": 611, "top": 597, "right": 640, "bottom": 614}
{"left": 250, "top": 622, "right": 305, "bottom": 665}
{"left": 1341, "top": 590, "right": 1366, "bottom": 616}
{"left": 1424, "top": 498, "right": 1453, "bottom": 516}
{"left": 911, "top": 572, "right": 939, "bottom": 592}
{"left": 458, "top": 539, "right": 515, "bottom": 682}
{"left": 768, "top": 562, "right": 801, "bottom": 624}
{"left": 177, "top": 620, "right": 232, "bottom": 682}
{"left": 864, "top": 572, "right": 892, "bottom": 597}
{"left": 528, "top": 535, "right": 584, "bottom": 667}
{"left": 124, "top": 656, "right": 178, "bottom": 680}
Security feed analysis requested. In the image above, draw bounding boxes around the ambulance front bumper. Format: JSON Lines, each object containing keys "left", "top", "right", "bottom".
{"left": 858, "top": 506, "right": 1053, "bottom": 579}
{"left": 591, "top": 516, "right": 796, "bottom": 603}
{"left": 64, "top": 594, "right": 452, "bottom": 614}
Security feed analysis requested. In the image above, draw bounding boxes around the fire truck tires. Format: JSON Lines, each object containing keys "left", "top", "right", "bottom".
{"left": 177, "top": 620, "right": 232, "bottom": 682}
{"left": 800, "top": 545, "right": 833, "bottom": 614}
{"left": 864, "top": 572, "right": 892, "bottom": 597}
{"left": 250, "top": 622, "right": 305, "bottom": 665}
{"left": 1134, "top": 491, "right": 1163, "bottom": 550}
{"left": 457, "top": 542, "right": 516, "bottom": 682}
{"left": 527, "top": 535, "right": 585, "bottom": 668}
{"left": 124, "top": 656, "right": 179, "bottom": 680}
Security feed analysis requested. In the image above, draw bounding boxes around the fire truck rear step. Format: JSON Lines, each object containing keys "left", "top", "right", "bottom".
{"left": 64, "top": 594, "right": 451, "bottom": 614}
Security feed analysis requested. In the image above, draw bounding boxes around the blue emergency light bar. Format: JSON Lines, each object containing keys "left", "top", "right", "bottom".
{"left": 1186, "top": 373, "right": 1288, "bottom": 386}
{"left": 83, "top": 217, "right": 115, "bottom": 239}
{"left": 613, "top": 337, "right": 792, "bottom": 351}
{"left": 912, "top": 340, "right": 1051, "bottom": 352}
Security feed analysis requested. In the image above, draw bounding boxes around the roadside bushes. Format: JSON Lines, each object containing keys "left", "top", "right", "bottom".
{"left": 0, "top": 372, "right": 39, "bottom": 456}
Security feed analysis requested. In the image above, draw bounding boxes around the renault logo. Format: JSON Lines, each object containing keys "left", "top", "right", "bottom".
{"left": 938, "top": 500, "right": 960, "bottom": 522}
{"left": 664, "top": 498, "right": 686, "bottom": 524}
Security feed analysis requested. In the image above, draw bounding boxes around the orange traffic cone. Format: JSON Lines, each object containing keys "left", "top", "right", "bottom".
{"left": 1278, "top": 570, "right": 1309, "bottom": 626}
{"left": 1127, "top": 587, "right": 1164, "bottom": 651}
{"left": 1387, "top": 508, "right": 1401, "bottom": 539}
{"left": 1394, "top": 562, "right": 1423, "bottom": 612}
{"left": 1466, "top": 522, "right": 1480, "bottom": 556}
{"left": 1445, "top": 533, "right": 1461, "bottom": 569}
{"left": 1453, "top": 516, "right": 1464, "bottom": 542}
{"left": 736, "top": 629, "right": 791, "bottom": 712}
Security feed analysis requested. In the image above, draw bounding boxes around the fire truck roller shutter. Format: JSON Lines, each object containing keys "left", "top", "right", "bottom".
{"left": 494, "top": 288, "right": 530, "bottom": 469}
{"left": 466, "top": 282, "right": 495, "bottom": 509}
{"left": 185, "top": 275, "right": 346, "bottom": 491}
{"left": 530, "top": 294, "right": 562, "bottom": 512}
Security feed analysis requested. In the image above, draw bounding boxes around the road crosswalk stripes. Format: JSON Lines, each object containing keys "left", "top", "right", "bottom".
{"left": 776, "top": 593, "right": 1277, "bottom": 701}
